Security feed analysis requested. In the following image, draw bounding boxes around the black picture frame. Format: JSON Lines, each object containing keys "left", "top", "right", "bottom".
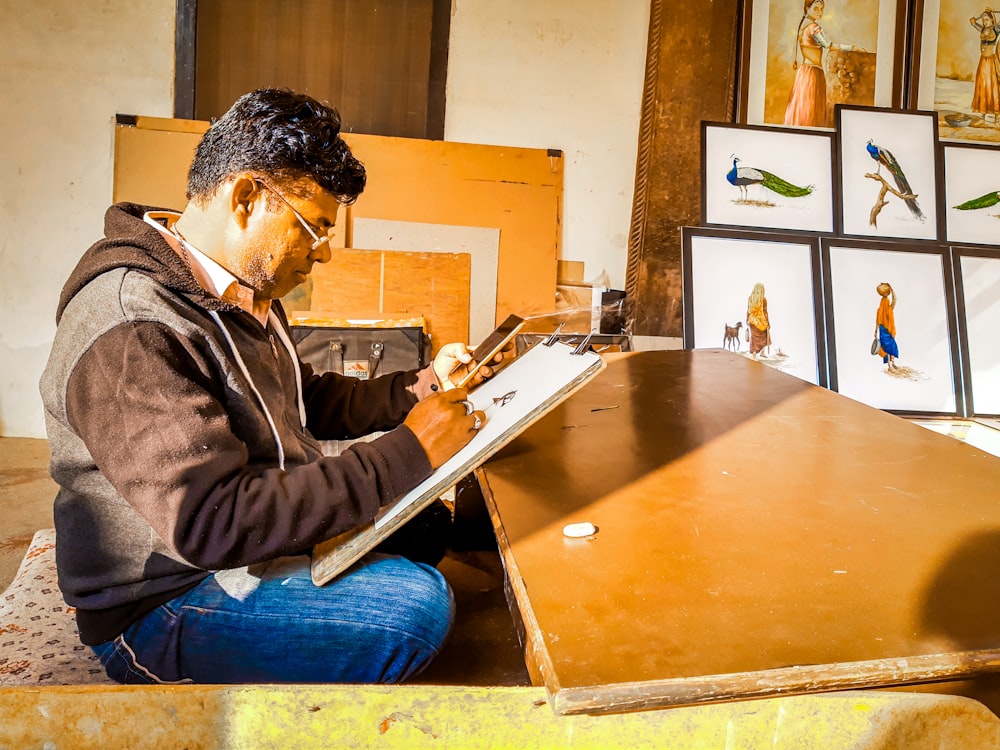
{"left": 951, "top": 245, "right": 1000, "bottom": 418}
{"left": 908, "top": 0, "right": 1000, "bottom": 144}
{"left": 736, "top": 0, "right": 909, "bottom": 128}
{"left": 681, "top": 225, "right": 828, "bottom": 386}
{"left": 834, "top": 104, "right": 944, "bottom": 242}
{"left": 941, "top": 141, "right": 1000, "bottom": 246}
{"left": 821, "top": 236, "right": 962, "bottom": 416}
{"left": 701, "top": 121, "right": 836, "bottom": 234}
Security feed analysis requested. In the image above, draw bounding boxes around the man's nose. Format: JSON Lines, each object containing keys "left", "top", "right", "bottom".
{"left": 311, "top": 241, "right": 333, "bottom": 264}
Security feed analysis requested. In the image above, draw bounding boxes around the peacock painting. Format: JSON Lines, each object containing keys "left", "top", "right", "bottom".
{"left": 865, "top": 140, "right": 924, "bottom": 220}
{"left": 954, "top": 191, "right": 1000, "bottom": 211}
{"left": 726, "top": 156, "right": 814, "bottom": 203}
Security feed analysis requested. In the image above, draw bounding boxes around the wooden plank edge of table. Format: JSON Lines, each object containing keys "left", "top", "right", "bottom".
{"left": 547, "top": 650, "right": 1000, "bottom": 716}
{"left": 476, "top": 466, "right": 562, "bottom": 706}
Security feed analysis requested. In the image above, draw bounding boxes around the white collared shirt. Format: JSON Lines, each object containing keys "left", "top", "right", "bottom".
{"left": 143, "top": 210, "right": 270, "bottom": 325}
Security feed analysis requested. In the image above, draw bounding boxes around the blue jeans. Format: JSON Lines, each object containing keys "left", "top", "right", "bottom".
{"left": 91, "top": 553, "right": 454, "bottom": 684}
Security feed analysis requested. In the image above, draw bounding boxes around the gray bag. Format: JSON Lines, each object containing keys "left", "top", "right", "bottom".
{"left": 291, "top": 325, "right": 431, "bottom": 455}
{"left": 291, "top": 326, "right": 430, "bottom": 379}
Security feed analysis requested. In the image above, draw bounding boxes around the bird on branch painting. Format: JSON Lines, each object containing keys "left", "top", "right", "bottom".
{"left": 726, "top": 156, "right": 814, "bottom": 203}
{"left": 865, "top": 140, "right": 924, "bottom": 221}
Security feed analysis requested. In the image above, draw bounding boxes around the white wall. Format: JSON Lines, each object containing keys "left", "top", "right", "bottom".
{"left": 445, "top": 0, "right": 649, "bottom": 291}
{"left": 0, "top": 1, "right": 649, "bottom": 437}
{"left": 0, "top": 1, "right": 176, "bottom": 437}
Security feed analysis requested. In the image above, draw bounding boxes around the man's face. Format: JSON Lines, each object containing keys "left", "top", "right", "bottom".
{"left": 236, "top": 180, "right": 340, "bottom": 300}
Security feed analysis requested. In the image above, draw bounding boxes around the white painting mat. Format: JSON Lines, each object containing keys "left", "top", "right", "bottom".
{"left": 688, "top": 235, "right": 821, "bottom": 384}
{"left": 828, "top": 246, "right": 956, "bottom": 412}
{"left": 375, "top": 341, "right": 603, "bottom": 529}
{"left": 960, "top": 254, "right": 1000, "bottom": 414}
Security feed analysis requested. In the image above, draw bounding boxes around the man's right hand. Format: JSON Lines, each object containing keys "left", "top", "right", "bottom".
{"left": 403, "top": 388, "right": 486, "bottom": 469}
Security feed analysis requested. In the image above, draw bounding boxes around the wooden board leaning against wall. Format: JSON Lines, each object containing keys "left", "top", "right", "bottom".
{"left": 113, "top": 115, "right": 563, "bottom": 355}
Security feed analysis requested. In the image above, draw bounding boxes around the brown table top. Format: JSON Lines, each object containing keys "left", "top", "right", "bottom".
{"left": 477, "top": 349, "right": 1000, "bottom": 715}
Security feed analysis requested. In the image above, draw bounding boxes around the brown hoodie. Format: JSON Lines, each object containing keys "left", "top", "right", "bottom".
{"left": 40, "top": 203, "right": 433, "bottom": 645}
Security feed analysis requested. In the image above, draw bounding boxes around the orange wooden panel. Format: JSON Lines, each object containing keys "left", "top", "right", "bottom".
{"left": 343, "top": 134, "right": 561, "bottom": 324}
{"left": 112, "top": 118, "right": 562, "bottom": 330}
{"left": 381, "top": 251, "right": 470, "bottom": 351}
{"left": 309, "top": 248, "right": 382, "bottom": 314}
{"left": 113, "top": 119, "right": 203, "bottom": 206}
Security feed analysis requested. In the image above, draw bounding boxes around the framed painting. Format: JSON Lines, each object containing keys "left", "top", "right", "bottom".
{"left": 952, "top": 247, "right": 1000, "bottom": 416}
{"left": 941, "top": 141, "right": 1000, "bottom": 244}
{"left": 911, "top": 0, "right": 1000, "bottom": 143}
{"left": 821, "top": 238, "right": 962, "bottom": 415}
{"left": 681, "top": 226, "right": 827, "bottom": 385}
{"left": 835, "top": 105, "right": 943, "bottom": 241}
{"left": 737, "top": 0, "right": 907, "bottom": 129}
{"left": 702, "top": 121, "right": 835, "bottom": 232}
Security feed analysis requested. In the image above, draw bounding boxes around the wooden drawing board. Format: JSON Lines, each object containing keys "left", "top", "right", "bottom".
{"left": 311, "top": 341, "right": 605, "bottom": 585}
{"left": 477, "top": 349, "right": 1000, "bottom": 715}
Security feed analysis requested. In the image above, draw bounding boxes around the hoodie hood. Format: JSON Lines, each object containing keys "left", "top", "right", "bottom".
{"left": 56, "top": 202, "right": 225, "bottom": 323}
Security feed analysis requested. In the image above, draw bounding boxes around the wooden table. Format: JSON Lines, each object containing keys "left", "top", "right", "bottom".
{"left": 476, "top": 349, "right": 1000, "bottom": 715}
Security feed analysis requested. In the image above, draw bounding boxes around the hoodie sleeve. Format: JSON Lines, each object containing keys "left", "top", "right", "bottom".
{"left": 269, "top": 304, "right": 436, "bottom": 440}
{"left": 299, "top": 360, "right": 428, "bottom": 439}
{"left": 64, "top": 319, "right": 432, "bottom": 570}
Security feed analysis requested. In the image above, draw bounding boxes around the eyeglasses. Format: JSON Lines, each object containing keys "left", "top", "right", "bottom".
{"left": 255, "top": 179, "right": 331, "bottom": 251}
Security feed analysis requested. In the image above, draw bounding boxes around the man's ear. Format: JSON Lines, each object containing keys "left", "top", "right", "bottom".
{"left": 229, "top": 175, "right": 261, "bottom": 229}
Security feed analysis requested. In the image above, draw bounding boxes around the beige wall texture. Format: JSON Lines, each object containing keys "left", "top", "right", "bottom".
{"left": 0, "top": 1, "right": 176, "bottom": 437}
{"left": 446, "top": 0, "right": 649, "bottom": 292}
{"left": 0, "top": 1, "right": 649, "bottom": 438}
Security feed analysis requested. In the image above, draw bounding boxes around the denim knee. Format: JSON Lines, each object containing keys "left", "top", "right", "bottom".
{"left": 364, "top": 557, "right": 455, "bottom": 682}
{"left": 89, "top": 553, "right": 456, "bottom": 685}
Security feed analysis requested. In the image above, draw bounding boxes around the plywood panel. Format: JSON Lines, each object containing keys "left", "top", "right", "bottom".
{"left": 310, "top": 249, "right": 383, "bottom": 312}
{"left": 113, "top": 118, "right": 203, "bottom": 206}
{"left": 381, "top": 251, "right": 470, "bottom": 350}
{"left": 343, "top": 135, "right": 560, "bottom": 326}
{"left": 353, "top": 219, "right": 499, "bottom": 345}
{"left": 309, "top": 248, "right": 470, "bottom": 355}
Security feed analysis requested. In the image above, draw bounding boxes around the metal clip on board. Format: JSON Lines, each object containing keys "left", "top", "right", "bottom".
{"left": 571, "top": 334, "right": 594, "bottom": 356}
{"left": 542, "top": 323, "right": 566, "bottom": 347}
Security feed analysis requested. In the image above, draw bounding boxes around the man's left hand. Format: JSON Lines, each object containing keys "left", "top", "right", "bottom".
{"left": 433, "top": 341, "right": 514, "bottom": 390}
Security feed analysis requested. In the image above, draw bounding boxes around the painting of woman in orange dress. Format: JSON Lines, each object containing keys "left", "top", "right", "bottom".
{"left": 784, "top": 0, "right": 863, "bottom": 127}
{"left": 970, "top": 8, "right": 1000, "bottom": 124}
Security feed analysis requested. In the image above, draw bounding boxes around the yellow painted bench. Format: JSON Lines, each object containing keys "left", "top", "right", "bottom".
{"left": 1, "top": 684, "right": 998, "bottom": 749}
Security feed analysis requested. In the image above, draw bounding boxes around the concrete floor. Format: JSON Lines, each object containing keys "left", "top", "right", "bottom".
{"left": 0, "top": 436, "right": 531, "bottom": 688}
{"left": 0, "top": 438, "right": 57, "bottom": 591}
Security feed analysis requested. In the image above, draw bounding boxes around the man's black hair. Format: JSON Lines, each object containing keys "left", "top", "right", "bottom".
{"left": 186, "top": 88, "right": 366, "bottom": 205}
